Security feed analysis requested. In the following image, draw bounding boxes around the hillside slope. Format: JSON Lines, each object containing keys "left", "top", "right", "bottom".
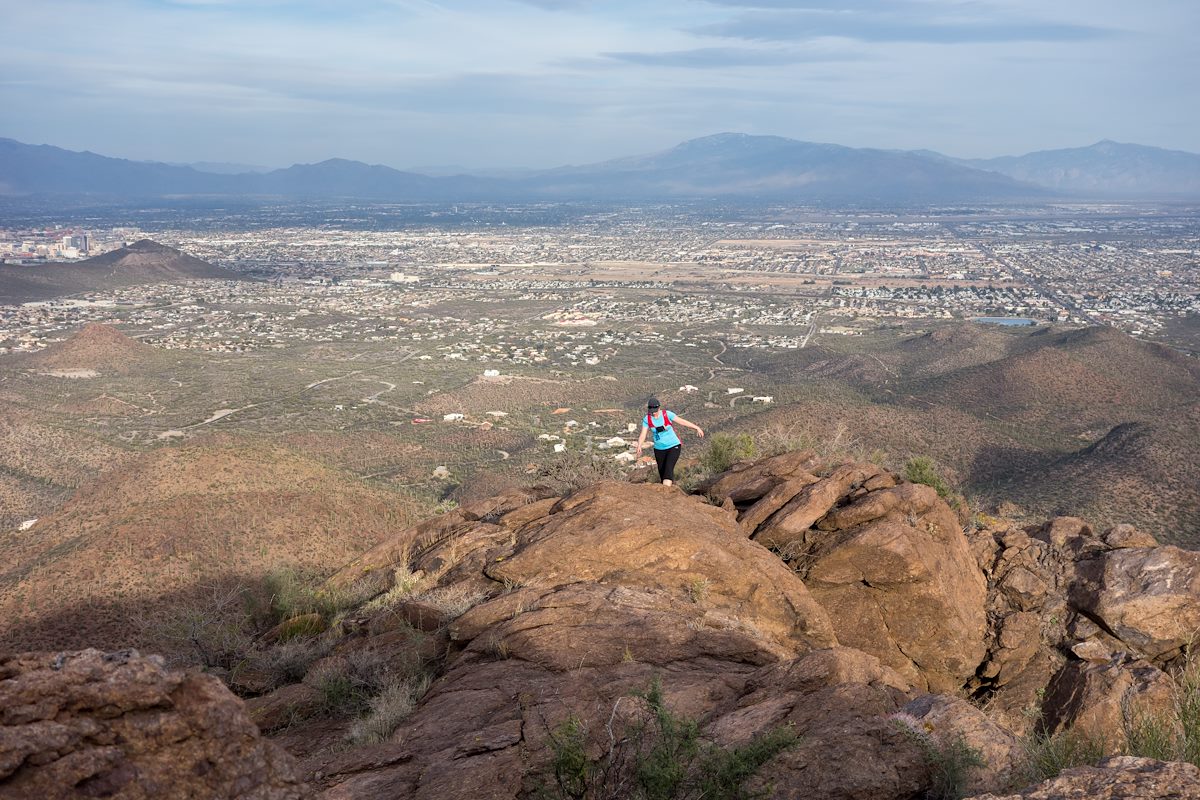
{"left": 729, "top": 324, "right": 1200, "bottom": 538}
{"left": 0, "top": 435, "right": 422, "bottom": 655}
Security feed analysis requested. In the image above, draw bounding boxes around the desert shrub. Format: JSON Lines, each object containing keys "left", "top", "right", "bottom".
{"left": 755, "top": 421, "right": 876, "bottom": 464}
{"left": 673, "top": 463, "right": 708, "bottom": 493}
{"left": 348, "top": 673, "right": 434, "bottom": 745}
{"left": 891, "top": 713, "right": 984, "bottom": 800}
{"left": 699, "top": 433, "right": 756, "bottom": 475}
{"left": 1123, "top": 648, "right": 1200, "bottom": 767}
{"left": 904, "top": 456, "right": 952, "bottom": 499}
{"left": 1016, "top": 726, "right": 1106, "bottom": 785}
{"left": 309, "top": 648, "right": 400, "bottom": 716}
{"left": 413, "top": 583, "right": 492, "bottom": 620}
{"left": 140, "top": 580, "right": 255, "bottom": 670}
{"left": 753, "top": 423, "right": 816, "bottom": 458}
{"left": 261, "top": 638, "right": 332, "bottom": 687}
{"left": 314, "top": 669, "right": 370, "bottom": 715}
{"left": 361, "top": 562, "right": 427, "bottom": 614}
{"left": 535, "top": 448, "right": 625, "bottom": 494}
{"left": 245, "top": 567, "right": 367, "bottom": 631}
{"left": 542, "top": 678, "right": 797, "bottom": 800}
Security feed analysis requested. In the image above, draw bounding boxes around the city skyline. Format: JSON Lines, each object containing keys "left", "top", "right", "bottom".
{"left": 0, "top": 1, "right": 1197, "bottom": 169}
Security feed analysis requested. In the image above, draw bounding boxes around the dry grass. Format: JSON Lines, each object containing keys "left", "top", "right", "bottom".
{"left": 414, "top": 583, "right": 492, "bottom": 620}
{"left": 347, "top": 674, "right": 435, "bottom": 745}
{"left": 361, "top": 556, "right": 428, "bottom": 614}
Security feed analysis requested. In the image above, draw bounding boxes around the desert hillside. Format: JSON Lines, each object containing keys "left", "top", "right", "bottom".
{"left": 6, "top": 450, "right": 1200, "bottom": 799}
{"left": 0, "top": 435, "right": 423, "bottom": 657}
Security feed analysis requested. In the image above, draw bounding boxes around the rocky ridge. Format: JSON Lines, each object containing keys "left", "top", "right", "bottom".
{"left": 5, "top": 450, "right": 1200, "bottom": 798}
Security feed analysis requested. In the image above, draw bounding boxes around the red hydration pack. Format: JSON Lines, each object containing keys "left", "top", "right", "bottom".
{"left": 647, "top": 411, "right": 672, "bottom": 430}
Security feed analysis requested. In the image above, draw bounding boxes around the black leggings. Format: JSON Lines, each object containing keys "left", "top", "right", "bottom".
{"left": 653, "top": 445, "right": 681, "bottom": 482}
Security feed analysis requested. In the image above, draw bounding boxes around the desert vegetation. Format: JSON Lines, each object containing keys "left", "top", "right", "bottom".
{"left": 543, "top": 679, "right": 798, "bottom": 800}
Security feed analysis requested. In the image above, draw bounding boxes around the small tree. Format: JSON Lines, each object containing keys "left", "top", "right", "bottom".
{"left": 904, "top": 456, "right": 952, "bottom": 499}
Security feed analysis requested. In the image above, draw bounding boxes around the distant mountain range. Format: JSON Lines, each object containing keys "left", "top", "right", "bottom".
{"left": 2, "top": 133, "right": 1198, "bottom": 203}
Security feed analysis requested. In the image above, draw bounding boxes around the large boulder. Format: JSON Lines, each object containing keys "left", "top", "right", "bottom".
{"left": 902, "top": 694, "right": 1023, "bottom": 795}
{"left": 1041, "top": 657, "right": 1178, "bottom": 750}
{"left": 1071, "top": 545, "right": 1200, "bottom": 664}
{"left": 0, "top": 649, "right": 311, "bottom": 800}
{"left": 699, "top": 449, "right": 821, "bottom": 507}
{"left": 967, "top": 756, "right": 1200, "bottom": 799}
{"left": 796, "top": 481, "right": 988, "bottom": 692}
{"left": 485, "top": 481, "right": 837, "bottom": 657}
{"left": 314, "top": 482, "right": 841, "bottom": 799}
{"left": 710, "top": 647, "right": 928, "bottom": 800}
{"left": 751, "top": 463, "right": 885, "bottom": 550}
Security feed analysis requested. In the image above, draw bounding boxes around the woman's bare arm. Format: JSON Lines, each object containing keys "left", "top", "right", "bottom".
{"left": 634, "top": 426, "right": 650, "bottom": 460}
{"left": 672, "top": 416, "right": 705, "bottom": 437}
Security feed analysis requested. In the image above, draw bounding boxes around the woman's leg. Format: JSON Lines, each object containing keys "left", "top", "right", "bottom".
{"left": 659, "top": 445, "right": 681, "bottom": 485}
{"left": 653, "top": 447, "right": 669, "bottom": 483}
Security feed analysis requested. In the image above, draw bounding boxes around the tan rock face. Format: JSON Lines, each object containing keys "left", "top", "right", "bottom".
{"left": 486, "top": 481, "right": 837, "bottom": 657}
{"left": 1071, "top": 546, "right": 1200, "bottom": 663}
{"left": 0, "top": 649, "right": 311, "bottom": 800}
{"left": 901, "top": 694, "right": 1022, "bottom": 795}
{"left": 752, "top": 463, "right": 883, "bottom": 550}
{"left": 739, "top": 467, "right": 988, "bottom": 693}
{"left": 966, "top": 756, "right": 1200, "bottom": 800}
{"left": 700, "top": 449, "right": 821, "bottom": 506}
{"left": 1041, "top": 657, "right": 1177, "bottom": 750}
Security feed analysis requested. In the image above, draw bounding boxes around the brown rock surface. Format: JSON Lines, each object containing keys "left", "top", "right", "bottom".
{"left": 247, "top": 682, "right": 325, "bottom": 733}
{"left": 706, "top": 647, "right": 926, "bottom": 800}
{"left": 967, "top": 756, "right": 1200, "bottom": 799}
{"left": 1071, "top": 545, "right": 1200, "bottom": 663}
{"left": 965, "top": 523, "right": 1075, "bottom": 727}
{"left": 1103, "top": 524, "right": 1159, "bottom": 550}
{"left": 0, "top": 649, "right": 311, "bottom": 800}
{"left": 1041, "top": 657, "right": 1177, "bottom": 750}
{"left": 752, "top": 463, "right": 883, "bottom": 550}
{"left": 485, "top": 481, "right": 837, "bottom": 656}
{"left": 699, "top": 449, "right": 820, "bottom": 506}
{"left": 798, "top": 482, "right": 987, "bottom": 692}
{"left": 313, "top": 481, "right": 845, "bottom": 798}
{"left": 902, "top": 694, "right": 1022, "bottom": 795}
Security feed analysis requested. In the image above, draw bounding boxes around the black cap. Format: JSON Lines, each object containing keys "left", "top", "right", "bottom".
{"left": 647, "top": 397, "right": 660, "bottom": 409}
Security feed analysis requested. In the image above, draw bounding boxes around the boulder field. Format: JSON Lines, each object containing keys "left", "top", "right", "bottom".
{"left": 4, "top": 450, "right": 1200, "bottom": 799}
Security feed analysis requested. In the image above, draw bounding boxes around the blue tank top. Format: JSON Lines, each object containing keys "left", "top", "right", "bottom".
{"left": 644, "top": 410, "right": 681, "bottom": 450}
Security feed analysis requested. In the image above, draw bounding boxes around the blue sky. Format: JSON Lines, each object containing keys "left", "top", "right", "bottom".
{"left": 1, "top": 0, "right": 1196, "bottom": 169}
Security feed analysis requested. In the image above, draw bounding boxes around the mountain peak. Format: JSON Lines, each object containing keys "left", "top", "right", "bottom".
{"left": 33, "top": 323, "right": 158, "bottom": 374}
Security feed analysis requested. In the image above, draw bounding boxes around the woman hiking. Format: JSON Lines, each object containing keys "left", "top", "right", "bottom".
{"left": 634, "top": 396, "right": 704, "bottom": 486}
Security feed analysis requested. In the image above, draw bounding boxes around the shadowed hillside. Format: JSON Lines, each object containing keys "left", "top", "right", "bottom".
{"left": 722, "top": 324, "right": 1200, "bottom": 539}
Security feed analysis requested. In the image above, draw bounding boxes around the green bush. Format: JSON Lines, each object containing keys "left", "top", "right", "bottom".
{"left": 543, "top": 678, "right": 797, "bottom": 800}
{"left": 345, "top": 676, "right": 434, "bottom": 743}
{"left": 904, "top": 456, "right": 952, "bottom": 499}
{"left": 1123, "top": 648, "right": 1200, "bottom": 767}
{"left": 700, "top": 433, "right": 757, "bottom": 475}
{"left": 1017, "top": 726, "right": 1106, "bottom": 785}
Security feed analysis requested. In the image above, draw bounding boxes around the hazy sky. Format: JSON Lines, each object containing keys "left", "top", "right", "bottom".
{"left": 1, "top": 0, "right": 1196, "bottom": 169}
